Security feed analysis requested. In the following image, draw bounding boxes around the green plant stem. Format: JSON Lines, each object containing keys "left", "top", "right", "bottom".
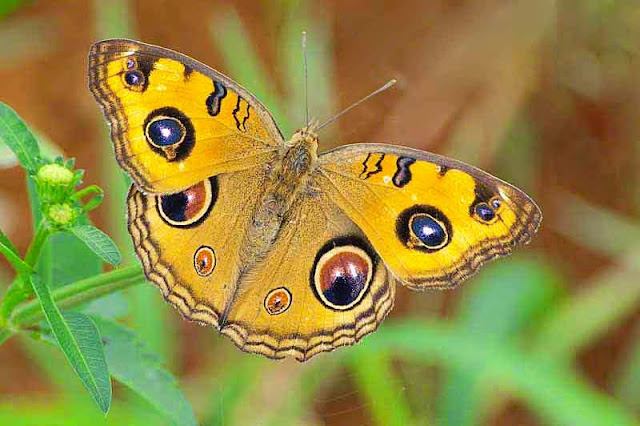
{"left": 0, "top": 221, "right": 52, "bottom": 325}
{"left": 72, "top": 185, "right": 104, "bottom": 213}
{"left": 24, "top": 220, "right": 51, "bottom": 267}
{"left": 11, "top": 265, "right": 144, "bottom": 327}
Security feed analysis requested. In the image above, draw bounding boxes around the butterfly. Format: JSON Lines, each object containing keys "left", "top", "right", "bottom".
{"left": 88, "top": 39, "right": 542, "bottom": 361}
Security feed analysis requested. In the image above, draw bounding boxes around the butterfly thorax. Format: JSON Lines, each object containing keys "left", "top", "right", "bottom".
{"left": 240, "top": 126, "right": 319, "bottom": 266}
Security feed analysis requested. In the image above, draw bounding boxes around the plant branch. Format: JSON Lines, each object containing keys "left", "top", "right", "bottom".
{"left": 0, "top": 221, "right": 52, "bottom": 325}
{"left": 24, "top": 221, "right": 51, "bottom": 267}
{"left": 72, "top": 185, "right": 104, "bottom": 213}
{"left": 0, "top": 241, "right": 30, "bottom": 275}
{"left": 11, "top": 265, "right": 145, "bottom": 328}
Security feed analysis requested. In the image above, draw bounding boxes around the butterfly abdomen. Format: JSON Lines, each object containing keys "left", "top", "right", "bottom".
{"left": 240, "top": 131, "right": 319, "bottom": 266}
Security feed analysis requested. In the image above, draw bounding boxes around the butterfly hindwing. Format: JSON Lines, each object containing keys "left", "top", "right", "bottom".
{"left": 220, "top": 190, "right": 396, "bottom": 361}
{"left": 89, "top": 39, "right": 283, "bottom": 193}
{"left": 127, "top": 164, "right": 274, "bottom": 326}
{"left": 315, "top": 143, "right": 542, "bottom": 290}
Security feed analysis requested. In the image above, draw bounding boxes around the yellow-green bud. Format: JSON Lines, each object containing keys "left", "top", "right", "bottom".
{"left": 37, "top": 164, "right": 74, "bottom": 186}
{"left": 48, "top": 203, "right": 76, "bottom": 226}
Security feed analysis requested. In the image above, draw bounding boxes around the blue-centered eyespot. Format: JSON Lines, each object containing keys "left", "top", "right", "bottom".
{"left": 410, "top": 214, "right": 447, "bottom": 248}
{"left": 146, "top": 117, "right": 185, "bottom": 147}
{"left": 474, "top": 202, "right": 496, "bottom": 222}
{"left": 124, "top": 70, "right": 144, "bottom": 87}
{"left": 396, "top": 205, "right": 452, "bottom": 252}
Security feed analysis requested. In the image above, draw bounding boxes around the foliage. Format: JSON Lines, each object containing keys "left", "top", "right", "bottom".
{"left": 0, "top": 102, "right": 196, "bottom": 424}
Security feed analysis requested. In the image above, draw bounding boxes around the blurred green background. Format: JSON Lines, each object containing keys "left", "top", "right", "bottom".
{"left": 1, "top": 0, "right": 639, "bottom": 425}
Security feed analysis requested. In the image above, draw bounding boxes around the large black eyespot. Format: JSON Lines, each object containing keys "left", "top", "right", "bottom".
{"left": 396, "top": 205, "right": 452, "bottom": 252}
{"left": 146, "top": 117, "right": 185, "bottom": 147}
{"left": 474, "top": 202, "right": 496, "bottom": 222}
{"left": 143, "top": 107, "right": 195, "bottom": 162}
{"left": 311, "top": 237, "right": 375, "bottom": 311}
{"left": 157, "top": 177, "right": 217, "bottom": 228}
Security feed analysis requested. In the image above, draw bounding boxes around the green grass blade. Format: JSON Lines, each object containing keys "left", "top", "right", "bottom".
{"left": 202, "top": 356, "right": 266, "bottom": 426}
{"left": 263, "top": 356, "right": 344, "bottom": 426}
{"left": 92, "top": 317, "right": 197, "bottom": 426}
{"left": 439, "top": 258, "right": 561, "bottom": 426}
{"left": 456, "top": 257, "right": 560, "bottom": 335}
{"left": 0, "top": 16, "right": 57, "bottom": 69}
{"left": 0, "top": 0, "right": 26, "bottom": 19}
{"left": 614, "top": 326, "right": 640, "bottom": 411}
{"left": 551, "top": 192, "right": 640, "bottom": 257}
{"left": 30, "top": 274, "right": 111, "bottom": 413}
{"left": 93, "top": 0, "right": 136, "bottom": 40}
{"left": 70, "top": 225, "right": 122, "bottom": 266}
{"left": 0, "top": 102, "right": 40, "bottom": 173}
{"left": 0, "top": 396, "right": 164, "bottom": 425}
{"left": 209, "top": 7, "right": 291, "bottom": 135}
{"left": 278, "top": 3, "right": 336, "bottom": 141}
{"left": 364, "top": 320, "right": 638, "bottom": 426}
{"left": 532, "top": 248, "right": 640, "bottom": 363}
{"left": 348, "top": 350, "right": 415, "bottom": 426}
{"left": 495, "top": 114, "right": 538, "bottom": 191}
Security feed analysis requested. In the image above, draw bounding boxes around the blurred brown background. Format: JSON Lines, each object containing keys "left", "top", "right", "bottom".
{"left": 0, "top": 1, "right": 639, "bottom": 425}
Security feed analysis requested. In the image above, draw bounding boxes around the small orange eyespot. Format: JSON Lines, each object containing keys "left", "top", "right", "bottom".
{"left": 264, "top": 287, "right": 292, "bottom": 315}
{"left": 194, "top": 246, "right": 216, "bottom": 277}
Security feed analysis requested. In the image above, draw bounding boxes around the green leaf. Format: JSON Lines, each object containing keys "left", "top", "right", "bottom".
{"left": 70, "top": 224, "right": 121, "bottom": 266}
{"left": 364, "top": 320, "right": 638, "bottom": 426}
{"left": 82, "top": 292, "right": 129, "bottom": 320}
{"left": 39, "top": 224, "right": 103, "bottom": 289}
{"left": 0, "top": 102, "right": 40, "bottom": 173}
{"left": 0, "top": 228, "right": 29, "bottom": 274}
{"left": 0, "top": 228, "right": 18, "bottom": 257}
{"left": 92, "top": 317, "right": 197, "bottom": 426}
{"left": 30, "top": 274, "right": 111, "bottom": 413}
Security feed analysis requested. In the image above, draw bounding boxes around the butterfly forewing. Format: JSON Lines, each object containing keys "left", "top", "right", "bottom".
{"left": 89, "top": 39, "right": 284, "bottom": 194}
{"left": 315, "top": 143, "right": 542, "bottom": 289}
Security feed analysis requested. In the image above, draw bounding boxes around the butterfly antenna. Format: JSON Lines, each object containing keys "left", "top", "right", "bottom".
{"left": 317, "top": 78, "right": 397, "bottom": 131}
{"left": 302, "top": 31, "right": 310, "bottom": 127}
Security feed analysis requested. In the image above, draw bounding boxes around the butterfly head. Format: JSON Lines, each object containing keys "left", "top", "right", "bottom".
{"left": 287, "top": 120, "right": 319, "bottom": 158}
